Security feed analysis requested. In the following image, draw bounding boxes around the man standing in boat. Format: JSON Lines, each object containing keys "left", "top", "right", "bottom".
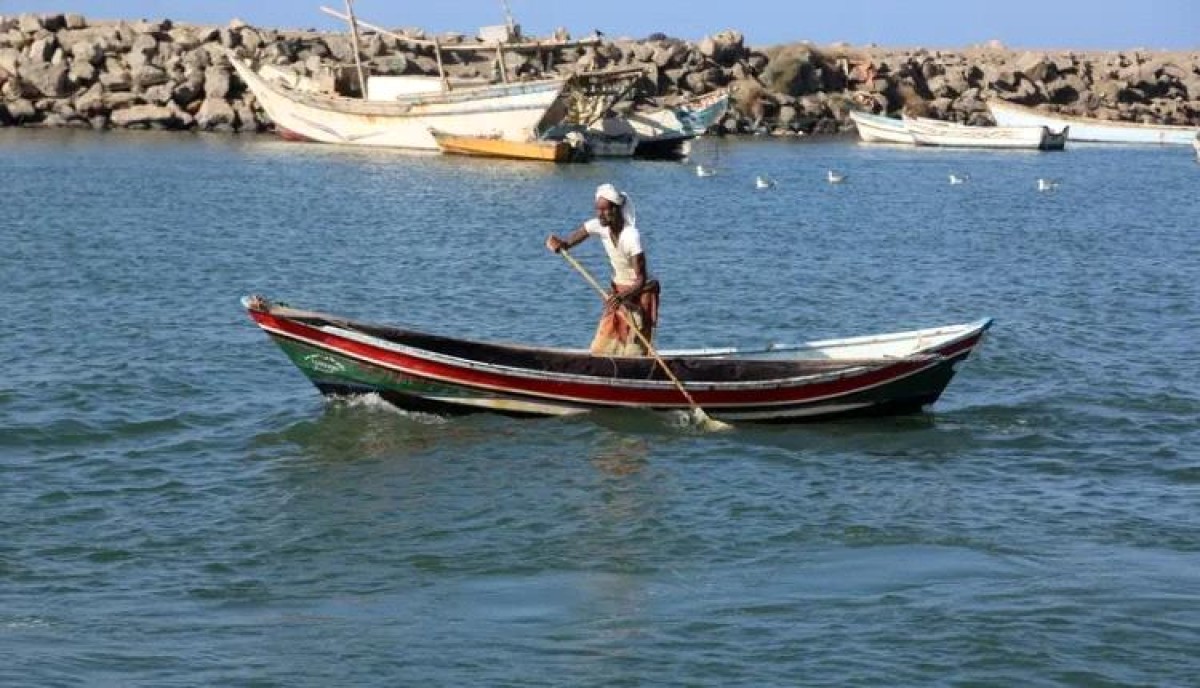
{"left": 546, "top": 183, "right": 659, "bottom": 356}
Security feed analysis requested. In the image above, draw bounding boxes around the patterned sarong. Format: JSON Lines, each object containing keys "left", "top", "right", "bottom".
{"left": 589, "top": 281, "right": 660, "bottom": 356}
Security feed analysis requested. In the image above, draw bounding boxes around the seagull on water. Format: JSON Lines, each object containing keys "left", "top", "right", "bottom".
{"left": 1037, "top": 178, "right": 1059, "bottom": 192}
{"left": 827, "top": 169, "right": 846, "bottom": 184}
{"left": 755, "top": 175, "right": 776, "bottom": 189}
{"left": 949, "top": 173, "right": 969, "bottom": 185}
{"left": 695, "top": 164, "right": 716, "bottom": 177}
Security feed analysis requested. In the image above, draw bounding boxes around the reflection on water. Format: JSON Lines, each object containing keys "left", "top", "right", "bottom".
{"left": 590, "top": 436, "right": 650, "bottom": 477}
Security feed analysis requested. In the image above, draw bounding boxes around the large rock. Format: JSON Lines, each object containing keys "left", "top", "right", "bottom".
{"left": 73, "top": 82, "right": 106, "bottom": 113}
{"left": 67, "top": 39, "right": 104, "bottom": 65}
{"left": 4, "top": 97, "right": 38, "bottom": 122}
{"left": 195, "top": 97, "right": 236, "bottom": 129}
{"left": 697, "top": 30, "right": 745, "bottom": 66}
{"left": 18, "top": 61, "right": 69, "bottom": 97}
{"left": 109, "top": 103, "right": 185, "bottom": 128}
{"left": 0, "top": 47, "right": 20, "bottom": 74}
{"left": 131, "top": 65, "right": 170, "bottom": 88}
{"left": 204, "top": 65, "right": 231, "bottom": 98}
{"left": 18, "top": 14, "right": 43, "bottom": 34}
{"left": 27, "top": 35, "right": 59, "bottom": 62}
{"left": 68, "top": 59, "right": 96, "bottom": 84}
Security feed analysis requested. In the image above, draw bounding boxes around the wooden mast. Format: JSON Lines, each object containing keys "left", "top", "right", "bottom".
{"left": 343, "top": 0, "right": 368, "bottom": 98}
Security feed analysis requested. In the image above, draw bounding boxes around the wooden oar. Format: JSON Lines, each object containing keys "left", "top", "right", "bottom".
{"left": 558, "top": 250, "right": 733, "bottom": 432}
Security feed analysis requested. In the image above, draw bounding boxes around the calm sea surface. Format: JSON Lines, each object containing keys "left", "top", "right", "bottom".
{"left": 3, "top": 129, "right": 1199, "bottom": 686}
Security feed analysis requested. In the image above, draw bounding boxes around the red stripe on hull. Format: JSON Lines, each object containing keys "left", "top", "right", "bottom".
{"left": 276, "top": 127, "right": 315, "bottom": 142}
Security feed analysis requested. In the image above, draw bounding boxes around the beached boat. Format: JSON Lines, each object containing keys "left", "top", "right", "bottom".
{"left": 228, "top": 55, "right": 568, "bottom": 150}
{"left": 242, "top": 295, "right": 991, "bottom": 423}
{"left": 430, "top": 129, "right": 588, "bottom": 162}
{"left": 584, "top": 89, "right": 730, "bottom": 159}
{"left": 988, "top": 100, "right": 1199, "bottom": 145}
{"left": 903, "top": 116, "right": 1067, "bottom": 150}
{"left": 849, "top": 111, "right": 914, "bottom": 144}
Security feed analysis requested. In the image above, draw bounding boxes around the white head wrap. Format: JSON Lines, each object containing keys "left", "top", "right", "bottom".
{"left": 594, "top": 183, "right": 637, "bottom": 228}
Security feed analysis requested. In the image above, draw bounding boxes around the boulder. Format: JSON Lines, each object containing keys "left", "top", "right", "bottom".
{"left": 68, "top": 59, "right": 96, "bottom": 84}
{"left": 697, "top": 30, "right": 745, "bottom": 66}
{"left": 109, "top": 103, "right": 180, "bottom": 127}
{"left": 73, "top": 82, "right": 106, "bottom": 113}
{"left": 203, "top": 64, "right": 232, "bottom": 99}
{"left": 65, "top": 14, "right": 87, "bottom": 30}
{"left": 18, "top": 14, "right": 43, "bottom": 34}
{"left": 1015, "top": 51, "right": 1057, "bottom": 83}
{"left": 0, "top": 47, "right": 20, "bottom": 74}
{"left": 195, "top": 97, "right": 237, "bottom": 129}
{"left": 131, "top": 65, "right": 170, "bottom": 88}
{"left": 18, "top": 61, "right": 69, "bottom": 97}
{"left": 100, "top": 68, "right": 133, "bottom": 91}
{"left": 5, "top": 97, "right": 38, "bottom": 123}
{"left": 67, "top": 39, "right": 104, "bottom": 66}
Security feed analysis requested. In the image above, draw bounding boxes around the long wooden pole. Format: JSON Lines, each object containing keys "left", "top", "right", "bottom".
{"left": 343, "top": 0, "right": 368, "bottom": 98}
{"left": 320, "top": 6, "right": 602, "bottom": 52}
{"left": 558, "top": 250, "right": 732, "bottom": 431}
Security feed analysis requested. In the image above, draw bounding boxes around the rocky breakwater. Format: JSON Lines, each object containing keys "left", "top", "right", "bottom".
{"left": 1, "top": 12, "right": 1198, "bottom": 135}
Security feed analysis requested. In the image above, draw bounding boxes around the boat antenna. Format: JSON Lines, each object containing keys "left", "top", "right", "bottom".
{"left": 343, "top": 0, "right": 368, "bottom": 98}
{"left": 500, "top": 0, "right": 516, "bottom": 35}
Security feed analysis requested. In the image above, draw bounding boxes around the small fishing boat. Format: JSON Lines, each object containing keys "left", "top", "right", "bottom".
{"left": 585, "top": 89, "right": 731, "bottom": 159}
{"left": 430, "top": 129, "right": 589, "bottom": 162}
{"left": 988, "top": 100, "right": 1199, "bottom": 145}
{"left": 242, "top": 295, "right": 991, "bottom": 423}
{"left": 229, "top": 54, "right": 568, "bottom": 150}
{"left": 849, "top": 111, "right": 914, "bottom": 144}
{"left": 903, "top": 116, "right": 1067, "bottom": 150}
{"left": 1193, "top": 134, "right": 1200, "bottom": 159}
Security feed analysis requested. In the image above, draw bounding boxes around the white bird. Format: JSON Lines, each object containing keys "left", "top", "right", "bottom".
{"left": 827, "top": 169, "right": 846, "bottom": 184}
{"left": 949, "top": 173, "right": 969, "bottom": 185}
{"left": 1037, "top": 178, "right": 1059, "bottom": 192}
{"left": 695, "top": 164, "right": 716, "bottom": 177}
{"left": 755, "top": 175, "right": 776, "bottom": 189}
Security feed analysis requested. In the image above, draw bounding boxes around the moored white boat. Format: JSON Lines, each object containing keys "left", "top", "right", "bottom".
{"left": 988, "top": 100, "right": 1198, "bottom": 145}
{"left": 1193, "top": 134, "right": 1200, "bottom": 159}
{"left": 228, "top": 55, "right": 568, "bottom": 150}
{"left": 849, "top": 111, "right": 914, "bottom": 144}
{"left": 903, "top": 115, "right": 1067, "bottom": 150}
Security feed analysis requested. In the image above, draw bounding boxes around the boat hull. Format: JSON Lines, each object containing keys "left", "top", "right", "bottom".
{"left": 431, "top": 130, "right": 579, "bottom": 162}
{"left": 988, "top": 100, "right": 1198, "bottom": 145}
{"left": 904, "top": 116, "right": 1066, "bottom": 150}
{"left": 850, "top": 111, "right": 914, "bottom": 144}
{"left": 243, "top": 297, "right": 990, "bottom": 424}
{"left": 230, "top": 56, "right": 567, "bottom": 150}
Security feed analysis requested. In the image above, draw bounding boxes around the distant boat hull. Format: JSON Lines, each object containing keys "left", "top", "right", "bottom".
{"left": 850, "top": 111, "right": 914, "bottom": 144}
{"left": 904, "top": 116, "right": 1067, "bottom": 150}
{"left": 431, "top": 130, "right": 583, "bottom": 162}
{"left": 587, "top": 90, "right": 730, "bottom": 159}
{"left": 229, "top": 55, "right": 567, "bottom": 150}
{"left": 988, "top": 100, "right": 1198, "bottom": 145}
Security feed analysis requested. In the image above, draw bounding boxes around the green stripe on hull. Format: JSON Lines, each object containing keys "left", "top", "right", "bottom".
{"left": 271, "top": 336, "right": 484, "bottom": 400}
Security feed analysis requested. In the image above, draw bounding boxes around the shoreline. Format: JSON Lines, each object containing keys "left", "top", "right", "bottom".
{"left": 2, "top": 13, "right": 1197, "bottom": 136}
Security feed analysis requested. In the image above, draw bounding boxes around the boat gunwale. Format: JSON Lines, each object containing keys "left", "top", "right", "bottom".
{"left": 231, "top": 55, "right": 568, "bottom": 118}
{"left": 263, "top": 321, "right": 970, "bottom": 411}
{"left": 988, "top": 99, "right": 1200, "bottom": 133}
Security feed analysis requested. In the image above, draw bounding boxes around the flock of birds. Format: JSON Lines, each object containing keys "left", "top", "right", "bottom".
{"left": 695, "top": 163, "right": 1061, "bottom": 192}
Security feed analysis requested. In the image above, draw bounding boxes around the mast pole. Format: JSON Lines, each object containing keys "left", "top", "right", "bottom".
{"left": 343, "top": 0, "right": 368, "bottom": 98}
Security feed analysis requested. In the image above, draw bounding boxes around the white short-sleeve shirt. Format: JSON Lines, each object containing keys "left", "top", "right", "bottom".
{"left": 584, "top": 218, "right": 644, "bottom": 285}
